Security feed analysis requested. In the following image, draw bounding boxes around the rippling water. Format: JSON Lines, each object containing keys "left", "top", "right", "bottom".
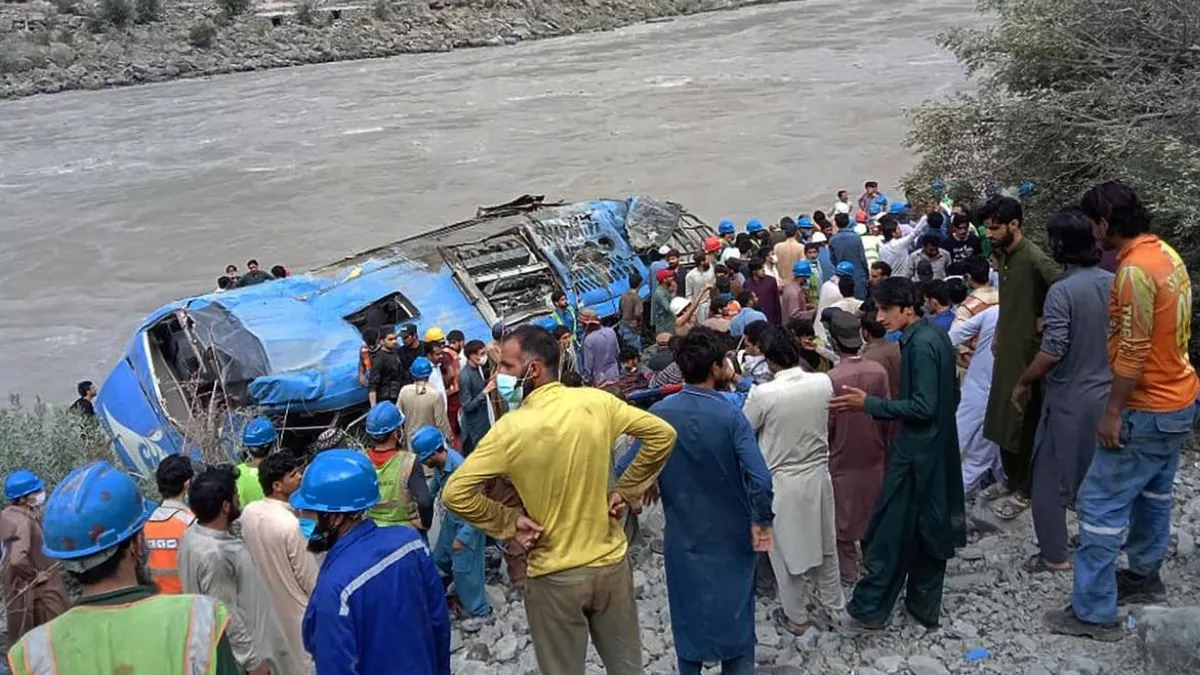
{"left": 0, "top": 0, "right": 974, "bottom": 400}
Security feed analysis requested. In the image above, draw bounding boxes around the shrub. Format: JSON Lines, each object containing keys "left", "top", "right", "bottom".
{"left": 98, "top": 0, "right": 134, "bottom": 27}
{"left": 217, "top": 0, "right": 252, "bottom": 20}
{"left": 0, "top": 396, "right": 117, "bottom": 492}
{"left": 295, "top": 0, "right": 320, "bottom": 26}
{"left": 372, "top": 0, "right": 390, "bottom": 21}
{"left": 49, "top": 0, "right": 79, "bottom": 15}
{"left": 134, "top": 0, "right": 162, "bottom": 24}
{"left": 188, "top": 20, "right": 217, "bottom": 48}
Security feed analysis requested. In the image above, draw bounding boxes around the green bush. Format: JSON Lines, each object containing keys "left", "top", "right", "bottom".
{"left": 372, "top": 0, "right": 391, "bottom": 21}
{"left": 295, "top": 0, "right": 320, "bottom": 26}
{"left": 188, "top": 20, "right": 218, "bottom": 47}
{"left": 98, "top": 0, "right": 134, "bottom": 27}
{"left": 217, "top": 0, "right": 252, "bottom": 20}
{"left": 0, "top": 396, "right": 117, "bottom": 493}
{"left": 134, "top": 0, "right": 162, "bottom": 23}
{"left": 49, "top": 0, "right": 79, "bottom": 15}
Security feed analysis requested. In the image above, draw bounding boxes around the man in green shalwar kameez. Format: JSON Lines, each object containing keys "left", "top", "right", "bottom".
{"left": 831, "top": 278, "right": 965, "bottom": 631}
{"left": 979, "top": 196, "right": 1059, "bottom": 517}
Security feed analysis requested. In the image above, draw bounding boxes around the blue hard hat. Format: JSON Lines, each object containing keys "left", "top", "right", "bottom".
{"left": 931, "top": 179, "right": 946, "bottom": 195}
{"left": 835, "top": 261, "right": 856, "bottom": 277}
{"left": 746, "top": 219, "right": 764, "bottom": 233}
{"left": 43, "top": 461, "right": 156, "bottom": 560}
{"left": 243, "top": 416, "right": 277, "bottom": 448}
{"left": 887, "top": 201, "right": 910, "bottom": 215}
{"left": 792, "top": 260, "right": 813, "bottom": 278}
{"left": 411, "top": 426, "right": 446, "bottom": 463}
{"left": 797, "top": 216, "right": 814, "bottom": 229}
{"left": 717, "top": 220, "right": 736, "bottom": 235}
{"left": 4, "top": 470, "right": 44, "bottom": 501}
{"left": 1018, "top": 181, "right": 1036, "bottom": 198}
{"left": 290, "top": 449, "right": 381, "bottom": 513}
{"left": 410, "top": 356, "right": 433, "bottom": 380}
{"left": 365, "top": 401, "right": 404, "bottom": 437}
{"left": 985, "top": 184, "right": 999, "bottom": 197}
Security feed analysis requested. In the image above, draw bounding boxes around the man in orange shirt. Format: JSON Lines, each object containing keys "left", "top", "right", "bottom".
{"left": 1046, "top": 182, "right": 1200, "bottom": 641}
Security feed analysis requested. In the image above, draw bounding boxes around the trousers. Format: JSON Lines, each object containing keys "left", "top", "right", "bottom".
{"left": 1072, "top": 405, "right": 1195, "bottom": 623}
{"left": 678, "top": 654, "right": 754, "bottom": 675}
{"left": 432, "top": 513, "right": 490, "bottom": 617}
{"left": 769, "top": 541, "right": 845, "bottom": 625}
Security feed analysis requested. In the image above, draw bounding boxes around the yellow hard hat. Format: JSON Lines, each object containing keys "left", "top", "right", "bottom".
{"left": 423, "top": 327, "right": 446, "bottom": 343}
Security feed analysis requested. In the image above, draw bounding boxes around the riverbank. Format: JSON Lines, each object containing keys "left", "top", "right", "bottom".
{"left": 0, "top": 0, "right": 790, "bottom": 99}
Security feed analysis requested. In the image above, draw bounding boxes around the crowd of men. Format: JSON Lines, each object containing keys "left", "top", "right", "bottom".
{"left": 4, "top": 179, "right": 1197, "bottom": 674}
{"left": 216, "top": 259, "right": 290, "bottom": 292}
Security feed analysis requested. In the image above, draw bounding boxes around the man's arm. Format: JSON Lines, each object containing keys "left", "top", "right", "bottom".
{"left": 441, "top": 425, "right": 517, "bottom": 540}
{"left": 307, "top": 585, "right": 359, "bottom": 675}
{"left": 611, "top": 397, "right": 678, "bottom": 506}
{"left": 419, "top": 552, "right": 453, "bottom": 675}
{"left": 459, "top": 370, "right": 488, "bottom": 415}
{"left": 948, "top": 309, "right": 985, "bottom": 348}
{"left": 1016, "top": 284, "right": 1069, "bottom": 388}
{"left": 367, "top": 359, "right": 383, "bottom": 406}
{"left": 864, "top": 340, "right": 939, "bottom": 422}
{"left": 731, "top": 412, "right": 774, "bottom": 525}
{"left": 1106, "top": 265, "right": 1156, "bottom": 416}
{"left": 287, "top": 527, "right": 320, "bottom": 597}
{"left": 406, "top": 466, "right": 433, "bottom": 530}
{"left": 433, "top": 397, "right": 454, "bottom": 445}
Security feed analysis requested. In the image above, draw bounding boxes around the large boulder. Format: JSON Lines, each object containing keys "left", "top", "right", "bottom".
{"left": 1135, "top": 606, "right": 1200, "bottom": 673}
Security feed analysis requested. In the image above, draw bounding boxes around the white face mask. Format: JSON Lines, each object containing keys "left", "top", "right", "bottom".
{"left": 30, "top": 491, "right": 46, "bottom": 507}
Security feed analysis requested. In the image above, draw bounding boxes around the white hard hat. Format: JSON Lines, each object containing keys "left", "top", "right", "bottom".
{"left": 810, "top": 232, "right": 827, "bottom": 243}
{"left": 834, "top": 202, "right": 851, "bottom": 215}
{"left": 657, "top": 244, "right": 672, "bottom": 256}
{"left": 670, "top": 297, "right": 690, "bottom": 316}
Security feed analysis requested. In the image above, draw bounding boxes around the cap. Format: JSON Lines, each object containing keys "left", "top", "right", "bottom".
{"left": 655, "top": 268, "right": 675, "bottom": 283}
{"left": 855, "top": 210, "right": 869, "bottom": 224}
{"left": 401, "top": 324, "right": 418, "bottom": 336}
{"left": 810, "top": 232, "right": 827, "bottom": 243}
{"left": 792, "top": 260, "right": 813, "bottom": 278}
{"left": 579, "top": 308, "right": 601, "bottom": 325}
{"left": 835, "top": 261, "right": 855, "bottom": 277}
{"left": 797, "top": 216, "right": 814, "bottom": 229}
{"left": 826, "top": 308, "right": 863, "bottom": 350}
{"left": 669, "top": 297, "right": 690, "bottom": 316}
{"left": 703, "top": 236, "right": 722, "bottom": 254}
{"left": 657, "top": 244, "right": 672, "bottom": 256}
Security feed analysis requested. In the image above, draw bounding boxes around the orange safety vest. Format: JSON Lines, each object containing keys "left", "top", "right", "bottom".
{"left": 143, "top": 503, "right": 195, "bottom": 594}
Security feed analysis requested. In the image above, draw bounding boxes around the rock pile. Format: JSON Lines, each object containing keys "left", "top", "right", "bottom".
{"left": 447, "top": 450, "right": 1200, "bottom": 674}
{"left": 0, "top": 0, "right": 782, "bottom": 98}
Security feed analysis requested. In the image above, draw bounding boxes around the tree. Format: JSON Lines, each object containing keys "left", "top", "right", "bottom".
{"left": 903, "top": 0, "right": 1200, "bottom": 355}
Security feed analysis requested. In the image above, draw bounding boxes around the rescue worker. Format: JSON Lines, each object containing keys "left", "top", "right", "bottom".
{"left": 143, "top": 454, "right": 196, "bottom": 594}
{"left": 413, "top": 425, "right": 491, "bottom": 618}
{"left": 0, "top": 470, "right": 67, "bottom": 640}
{"left": 296, "top": 450, "right": 451, "bottom": 674}
{"left": 238, "top": 416, "right": 276, "bottom": 507}
{"left": 363, "top": 401, "right": 432, "bottom": 530}
{"left": 399, "top": 356, "right": 454, "bottom": 452}
{"left": 7, "top": 461, "right": 241, "bottom": 675}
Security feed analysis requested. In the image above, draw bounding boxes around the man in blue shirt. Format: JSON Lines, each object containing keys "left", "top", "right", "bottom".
{"left": 828, "top": 212, "right": 871, "bottom": 299}
{"left": 922, "top": 280, "right": 955, "bottom": 332}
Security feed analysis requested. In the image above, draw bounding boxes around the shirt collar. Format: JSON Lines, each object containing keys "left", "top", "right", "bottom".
{"left": 1117, "top": 233, "right": 1159, "bottom": 261}
{"left": 681, "top": 384, "right": 730, "bottom": 401}
{"left": 161, "top": 498, "right": 189, "bottom": 511}
{"left": 522, "top": 381, "right": 563, "bottom": 408}
{"left": 899, "top": 318, "right": 925, "bottom": 344}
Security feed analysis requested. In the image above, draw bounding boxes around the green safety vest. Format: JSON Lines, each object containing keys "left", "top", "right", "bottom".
{"left": 8, "top": 593, "right": 229, "bottom": 675}
{"left": 367, "top": 451, "right": 417, "bottom": 528}
{"left": 235, "top": 462, "right": 264, "bottom": 508}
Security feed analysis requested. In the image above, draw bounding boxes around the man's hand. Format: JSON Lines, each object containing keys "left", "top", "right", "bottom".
{"left": 829, "top": 385, "right": 868, "bottom": 413}
{"left": 514, "top": 515, "right": 545, "bottom": 551}
{"left": 642, "top": 483, "right": 661, "bottom": 509}
{"left": 750, "top": 524, "right": 773, "bottom": 552}
{"left": 1010, "top": 381, "right": 1029, "bottom": 413}
{"left": 483, "top": 377, "right": 496, "bottom": 395}
{"left": 452, "top": 539, "right": 464, "bottom": 551}
{"left": 1098, "top": 410, "right": 1124, "bottom": 449}
{"left": 607, "top": 491, "right": 641, "bottom": 519}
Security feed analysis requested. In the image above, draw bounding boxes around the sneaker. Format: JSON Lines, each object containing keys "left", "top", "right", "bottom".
{"left": 834, "top": 611, "right": 887, "bottom": 636}
{"left": 1043, "top": 605, "right": 1124, "bottom": 642}
{"left": 1116, "top": 569, "right": 1166, "bottom": 605}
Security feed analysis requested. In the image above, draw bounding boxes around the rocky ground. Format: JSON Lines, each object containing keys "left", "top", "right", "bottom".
{"left": 0, "top": 0, "right": 786, "bottom": 98}
{"left": 452, "top": 447, "right": 1200, "bottom": 674}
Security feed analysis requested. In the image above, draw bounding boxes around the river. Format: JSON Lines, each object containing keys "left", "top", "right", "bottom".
{"left": 0, "top": 0, "right": 975, "bottom": 401}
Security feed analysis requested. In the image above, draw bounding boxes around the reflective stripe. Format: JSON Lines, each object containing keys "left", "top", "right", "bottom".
{"left": 1081, "top": 522, "right": 1126, "bottom": 536}
{"left": 339, "top": 539, "right": 427, "bottom": 617}
{"left": 186, "top": 596, "right": 220, "bottom": 675}
{"left": 151, "top": 566, "right": 180, "bottom": 578}
{"left": 22, "top": 624, "right": 57, "bottom": 675}
{"left": 1141, "top": 490, "right": 1172, "bottom": 501}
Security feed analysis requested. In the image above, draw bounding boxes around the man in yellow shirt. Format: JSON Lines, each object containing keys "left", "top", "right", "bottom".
{"left": 443, "top": 325, "right": 676, "bottom": 675}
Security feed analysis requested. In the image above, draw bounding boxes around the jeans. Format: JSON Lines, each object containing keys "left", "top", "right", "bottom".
{"left": 1071, "top": 404, "right": 1196, "bottom": 623}
{"left": 678, "top": 654, "right": 755, "bottom": 675}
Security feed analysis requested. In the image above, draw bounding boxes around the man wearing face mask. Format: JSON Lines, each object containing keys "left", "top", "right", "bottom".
{"left": 8, "top": 461, "right": 241, "bottom": 675}
{"left": 296, "top": 450, "right": 451, "bottom": 674}
{"left": 458, "top": 340, "right": 496, "bottom": 457}
{"left": 443, "top": 325, "right": 676, "bottom": 675}
{"left": 179, "top": 466, "right": 290, "bottom": 674}
{"left": 0, "top": 470, "right": 67, "bottom": 640}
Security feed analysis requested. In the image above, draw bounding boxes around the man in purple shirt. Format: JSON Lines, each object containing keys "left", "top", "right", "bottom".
{"left": 743, "top": 259, "right": 782, "bottom": 325}
{"left": 578, "top": 308, "right": 621, "bottom": 385}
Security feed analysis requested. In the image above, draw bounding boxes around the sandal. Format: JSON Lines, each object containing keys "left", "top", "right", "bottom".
{"left": 1021, "top": 554, "right": 1070, "bottom": 574}
{"left": 979, "top": 482, "right": 1012, "bottom": 502}
{"left": 773, "top": 607, "right": 816, "bottom": 636}
{"left": 992, "top": 494, "right": 1030, "bottom": 520}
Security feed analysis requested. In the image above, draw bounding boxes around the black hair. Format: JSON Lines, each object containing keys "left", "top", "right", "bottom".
{"left": 978, "top": 195, "right": 1023, "bottom": 227}
{"left": 505, "top": 325, "right": 561, "bottom": 377}
{"left": 270, "top": 265, "right": 286, "bottom": 278}
{"left": 736, "top": 235, "right": 752, "bottom": 255}
{"left": 837, "top": 189, "right": 849, "bottom": 199}
{"left": 258, "top": 452, "right": 298, "bottom": 496}
{"left": 675, "top": 327, "right": 728, "bottom": 385}
{"left": 834, "top": 212, "right": 850, "bottom": 230}
{"left": 225, "top": 264, "right": 237, "bottom": 274}
{"left": 927, "top": 212, "right": 944, "bottom": 230}
{"left": 463, "top": 339, "right": 486, "bottom": 357}
{"left": 550, "top": 290, "right": 567, "bottom": 304}
{"left": 965, "top": 258, "right": 989, "bottom": 285}
{"left": 736, "top": 290, "right": 755, "bottom": 307}
{"left": 619, "top": 345, "right": 640, "bottom": 362}
{"left": 923, "top": 280, "right": 950, "bottom": 307}
{"left": 155, "top": 455, "right": 194, "bottom": 499}
{"left": 1046, "top": 207, "right": 1102, "bottom": 267}
{"left": 77, "top": 380, "right": 93, "bottom": 397}
{"left": 951, "top": 213, "right": 971, "bottom": 229}
{"left": 864, "top": 181, "right": 878, "bottom": 189}
{"left": 247, "top": 259, "right": 259, "bottom": 267}
{"left": 804, "top": 242, "right": 821, "bottom": 254}
{"left": 786, "top": 317, "right": 816, "bottom": 339}
{"left": 1080, "top": 180, "right": 1150, "bottom": 239}
{"left": 838, "top": 275, "right": 856, "bottom": 298}
{"left": 446, "top": 330, "right": 465, "bottom": 344}
{"left": 189, "top": 465, "right": 238, "bottom": 523}
{"left": 761, "top": 326, "right": 801, "bottom": 369}
{"left": 860, "top": 301, "right": 887, "bottom": 339}
{"left": 880, "top": 218, "right": 899, "bottom": 241}
{"left": 871, "top": 260, "right": 892, "bottom": 277}
{"left": 747, "top": 259, "right": 764, "bottom": 275}
{"left": 814, "top": 211, "right": 829, "bottom": 226}
{"left": 709, "top": 294, "right": 726, "bottom": 315}
{"left": 780, "top": 216, "right": 796, "bottom": 229}
{"left": 552, "top": 325, "right": 571, "bottom": 340}
{"left": 217, "top": 276, "right": 232, "bottom": 290}
{"left": 743, "top": 320, "right": 770, "bottom": 347}
{"left": 628, "top": 271, "right": 643, "bottom": 288}
{"left": 920, "top": 232, "right": 943, "bottom": 249}
{"left": 946, "top": 277, "right": 968, "bottom": 305}
{"left": 423, "top": 341, "right": 440, "bottom": 356}
{"left": 362, "top": 326, "right": 379, "bottom": 347}
{"left": 872, "top": 276, "right": 921, "bottom": 310}
{"left": 560, "top": 371, "right": 585, "bottom": 387}
{"left": 68, "top": 538, "right": 133, "bottom": 586}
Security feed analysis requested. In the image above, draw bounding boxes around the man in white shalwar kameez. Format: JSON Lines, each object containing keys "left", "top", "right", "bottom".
{"left": 240, "top": 453, "right": 319, "bottom": 674}
{"left": 743, "top": 325, "right": 845, "bottom": 635}
{"left": 949, "top": 305, "right": 1005, "bottom": 492}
